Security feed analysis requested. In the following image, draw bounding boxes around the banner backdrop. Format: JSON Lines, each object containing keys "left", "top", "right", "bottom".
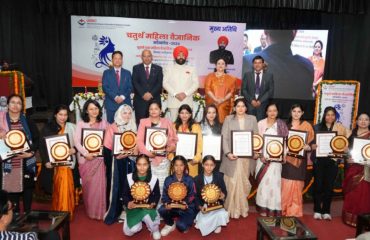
{"left": 71, "top": 16, "right": 245, "bottom": 87}
{"left": 314, "top": 80, "right": 360, "bottom": 129}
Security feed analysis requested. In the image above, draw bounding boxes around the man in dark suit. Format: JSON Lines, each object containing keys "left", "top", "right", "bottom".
{"left": 102, "top": 50, "right": 132, "bottom": 123}
{"left": 241, "top": 55, "right": 274, "bottom": 121}
{"left": 209, "top": 36, "right": 234, "bottom": 65}
{"left": 132, "top": 50, "right": 163, "bottom": 124}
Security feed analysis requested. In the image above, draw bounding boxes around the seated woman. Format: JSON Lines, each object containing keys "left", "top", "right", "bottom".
{"left": 123, "top": 154, "right": 161, "bottom": 240}
{"left": 194, "top": 155, "right": 229, "bottom": 236}
{"left": 159, "top": 155, "right": 197, "bottom": 236}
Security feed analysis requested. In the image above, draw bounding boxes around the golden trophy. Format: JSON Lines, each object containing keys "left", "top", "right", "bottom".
{"left": 50, "top": 142, "right": 72, "bottom": 166}
{"left": 266, "top": 140, "right": 284, "bottom": 161}
{"left": 167, "top": 182, "right": 187, "bottom": 209}
{"left": 201, "top": 183, "right": 223, "bottom": 212}
{"left": 287, "top": 135, "right": 305, "bottom": 158}
{"left": 130, "top": 181, "right": 151, "bottom": 208}
{"left": 84, "top": 133, "right": 103, "bottom": 155}
{"left": 149, "top": 130, "right": 167, "bottom": 156}
{"left": 253, "top": 134, "right": 264, "bottom": 157}
{"left": 362, "top": 143, "right": 370, "bottom": 161}
{"left": 329, "top": 135, "right": 349, "bottom": 158}
{"left": 120, "top": 131, "right": 136, "bottom": 155}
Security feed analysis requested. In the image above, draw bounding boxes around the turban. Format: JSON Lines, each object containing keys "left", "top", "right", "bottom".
{"left": 217, "top": 36, "right": 229, "bottom": 46}
{"left": 173, "top": 46, "right": 188, "bottom": 59}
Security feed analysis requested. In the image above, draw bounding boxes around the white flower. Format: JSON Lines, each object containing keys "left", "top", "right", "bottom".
{"left": 91, "top": 96, "right": 96, "bottom": 100}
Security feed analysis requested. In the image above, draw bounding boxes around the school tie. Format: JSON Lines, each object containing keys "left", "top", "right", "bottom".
{"left": 116, "top": 70, "right": 120, "bottom": 86}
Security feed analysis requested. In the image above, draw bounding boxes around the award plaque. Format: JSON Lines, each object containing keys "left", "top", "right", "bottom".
{"left": 145, "top": 127, "right": 168, "bottom": 156}
{"left": 167, "top": 182, "right": 187, "bottom": 209}
{"left": 253, "top": 134, "right": 264, "bottom": 157}
{"left": 176, "top": 132, "right": 197, "bottom": 160}
{"left": 82, "top": 128, "right": 104, "bottom": 156}
{"left": 130, "top": 181, "right": 151, "bottom": 208}
{"left": 351, "top": 138, "right": 370, "bottom": 164}
{"left": 231, "top": 130, "right": 253, "bottom": 158}
{"left": 44, "top": 134, "right": 73, "bottom": 166}
{"left": 362, "top": 144, "right": 370, "bottom": 161}
{"left": 51, "top": 142, "right": 70, "bottom": 161}
{"left": 113, "top": 131, "right": 136, "bottom": 155}
{"left": 287, "top": 130, "right": 307, "bottom": 158}
{"left": 280, "top": 217, "right": 297, "bottom": 234}
{"left": 263, "top": 135, "right": 285, "bottom": 161}
{"left": 0, "top": 130, "right": 31, "bottom": 160}
{"left": 329, "top": 135, "right": 349, "bottom": 157}
{"left": 201, "top": 183, "right": 223, "bottom": 212}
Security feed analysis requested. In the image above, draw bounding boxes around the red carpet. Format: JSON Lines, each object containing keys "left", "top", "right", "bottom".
{"left": 33, "top": 199, "right": 356, "bottom": 239}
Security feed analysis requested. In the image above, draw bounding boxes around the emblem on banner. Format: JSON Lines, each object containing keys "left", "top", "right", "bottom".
{"left": 92, "top": 35, "right": 115, "bottom": 68}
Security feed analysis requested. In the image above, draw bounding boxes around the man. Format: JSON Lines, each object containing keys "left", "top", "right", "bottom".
{"left": 253, "top": 33, "right": 268, "bottom": 53}
{"left": 102, "top": 51, "right": 132, "bottom": 123}
{"left": 163, "top": 46, "right": 199, "bottom": 121}
{"left": 241, "top": 55, "right": 274, "bottom": 121}
{"left": 0, "top": 190, "right": 38, "bottom": 239}
{"left": 209, "top": 36, "right": 234, "bottom": 65}
{"left": 132, "top": 50, "right": 163, "bottom": 124}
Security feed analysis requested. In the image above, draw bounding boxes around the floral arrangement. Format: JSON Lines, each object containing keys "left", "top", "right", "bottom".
{"left": 192, "top": 92, "right": 205, "bottom": 107}
{"left": 73, "top": 87, "right": 105, "bottom": 112}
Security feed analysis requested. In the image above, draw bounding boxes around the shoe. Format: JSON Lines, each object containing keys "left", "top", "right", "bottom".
{"left": 160, "top": 224, "right": 176, "bottom": 236}
{"left": 313, "top": 212, "right": 322, "bottom": 220}
{"left": 322, "top": 214, "right": 332, "bottom": 220}
{"left": 214, "top": 226, "right": 222, "bottom": 234}
{"left": 152, "top": 231, "right": 161, "bottom": 240}
{"left": 118, "top": 211, "right": 126, "bottom": 223}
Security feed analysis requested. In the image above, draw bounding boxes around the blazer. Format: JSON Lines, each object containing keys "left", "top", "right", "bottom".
{"left": 194, "top": 172, "right": 227, "bottom": 208}
{"left": 241, "top": 70, "right": 274, "bottom": 104}
{"left": 102, "top": 67, "right": 132, "bottom": 111}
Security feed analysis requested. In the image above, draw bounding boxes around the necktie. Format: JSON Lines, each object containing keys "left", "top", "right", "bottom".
{"left": 255, "top": 72, "right": 261, "bottom": 95}
{"left": 115, "top": 70, "right": 120, "bottom": 86}
{"left": 145, "top": 66, "right": 150, "bottom": 80}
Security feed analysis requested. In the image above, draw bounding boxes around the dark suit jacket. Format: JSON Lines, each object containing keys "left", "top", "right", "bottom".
{"left": 194, "top": 172, "right": 227, "bottom": 208}
{"left": 253, "top": 46, "right": 262, "bottom": 53}
{"left": 241, "top": 70, "right": 274, "bottom": 104}
{"left": 102, "top": 67, "right": 132, "bottom": 111}
{"left": 132, "top": 63, "right": 163, "bottom": 117}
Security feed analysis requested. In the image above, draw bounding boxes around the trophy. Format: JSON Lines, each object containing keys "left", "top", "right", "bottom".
{"left": 362, "top": 144, "right": 370, "bottom": 162}
{"left": 280, "top": 217, "right": 297, "bottom": 234}
{"left": 167, "top": 182, "right": 187, "bottom": 209}
{"left": 50, "top": 142, "right": 72, "bottom": 166}
{"left": 201, "top": 183, "right": 223, "bottom": 212}
{"left": 287, "top": 135, "right": 305, "bottom": 158}
{"left": 83, "top": 133, "right": 103, "bottom": 156}
{"left": 329, "top": 135, "right": 349, "bottom": 158}
{"left": 130, "top": 181, "right": 151, "bottom": 208}
{"left": 253, "top": 134, "right": 264, "bottom": 157}
{"left": 120, "top": 131, "right": 136, "bottom": 155}
{"left": 4, "top": 130, "right": 30, "bottom": 156}
{"left": 266, "top": 140, "right": 284, "bottom": 161}
{"left": 149, "top": 130, "right": 167, "bottom": 156}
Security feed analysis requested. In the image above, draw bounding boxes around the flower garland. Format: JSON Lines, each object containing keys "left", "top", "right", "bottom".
{"left": 73, "top": 91, "right": 105, "bottom": 112}
{"left": 0, "top": 71, "right": 26, "bottom": 113}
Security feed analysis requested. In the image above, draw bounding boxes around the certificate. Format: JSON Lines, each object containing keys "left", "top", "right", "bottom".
{"left": 315, "top": 132, "right": 337, "bottom": 157}
{"left": 351, "top": 137, "right": 370, "bottom": 164}
{"left": 82, "top": 128, "right": 104, "bottom": 156}
{"left": 287, "top": 130, "right": 308, "bottom": 157}
{"left": 263, "top": 134, "right": 285, "bottom": 161}
{"left": 144, "top": 127, "right": 168, "bottom": 153}
{"left": 202, "top": 135, "right": 222, "bottom": 161}
{"left": 44, "top": 134, "right": 72, "bottom": 166}
{"left": 176, "top": 132, "right": 197, "bottom": 160}
{"left": 231, "top": 131, "right": 253, "bottom": 158}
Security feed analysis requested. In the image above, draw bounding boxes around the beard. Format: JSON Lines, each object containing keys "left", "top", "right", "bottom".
{"left": 175, "top": 58, "right": 186, "bottom": 65}
{"left": 218, "top": 46, "right": 226, "bottom": 50}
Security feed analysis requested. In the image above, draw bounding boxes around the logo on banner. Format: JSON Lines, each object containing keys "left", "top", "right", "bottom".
{"left": 78, "top": 19, "right": 86, "bottom": 25}
{"left": 334, "top": 104, "right": 344, "bottom": 123}
{"left": 92, "top": 35, "right": 116, "bottom": 68}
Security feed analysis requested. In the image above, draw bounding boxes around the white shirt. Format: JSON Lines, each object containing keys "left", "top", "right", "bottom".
{"left": 144, "top": 63, "right": 152, "bottom": 74}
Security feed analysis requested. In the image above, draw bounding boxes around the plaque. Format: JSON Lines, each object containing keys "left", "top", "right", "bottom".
{"left": 351, "top": 138, "right": 370, "bottom": 164}
{"left": 315, "top": 132, "right": 337, "bottom": 157}
{"left": 145, "top": 127, "right": 168, "bottom": 156}
{"left": 362, "top": 143, "right": 370, "bottom": 161}
{"left": 51, "top": 142, "right": 70, "bottom": 161}
{"left": 280, "top": 217, "right": 297, "bottom": 234}
{"left": 263, "top": 135, "right": 285, "bottom": 161}
{"left": 82, "top": 128, "right": 104, "bottom": 156}
{"left": 44, "top": 134, "right": 73, "bottom": 166}
{"left": 0, "top": 130, "right": 31, "bottom": 161}
{"left": 287, "top": 130, "right": 308, "bottom": 158}
{"left": 329, "top": 135, "right": 349, "bottom": 157}
{"left": 231, "top": 130, "right": 253, "bottom": 158}
{"left": 201, "top": 183, "right": 223, "bottom": 212}
{"left": 176, "top": 132, "right": 197, "bottom": 160}
{"left": 130, "top": 181, "right": 151, "bottom": 208}
{"left": 167, "top": 182, "right": 187, "bottom": 209}
{"left": 113, "top": 131, "right": 136, "bottom": 155}
{"left": 253, "top": 134, "right": 264, "bottom": 157}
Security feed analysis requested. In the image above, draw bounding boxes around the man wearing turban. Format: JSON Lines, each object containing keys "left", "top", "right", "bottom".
{"left": 209, "top": 36, "right": 234, "bottom": 65}
{"left": 163, "top": 46, "right": 199, "bottom": 121}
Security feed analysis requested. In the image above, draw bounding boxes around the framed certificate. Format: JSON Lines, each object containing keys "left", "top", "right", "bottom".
{"left": 231, "top": 130, "right": 253, "bottom": 158}
{"left": 0, "top": 130, "right": 31, "bottom": 161}
{"left": 263, "top": 134, "right": 285, "bottom": 161}
{"left": 176, "top": 132, "right": 198, "bottom": 160}
{"left": 145, "top": 127, "right": 168, "bottom": 155}
{"left": 113, "top": 131, "right": 137, "bottom": 156}
{"left": 351, "top": 137, "right": 370, "bottom": 164}
{"left": 315, "top": 132, "right": 337, "bottom": 157}
{"left": 82, "top": 128, "right": 104, "bottom": 157}
{"left": 287, "top": 130, "right": 308, "bottom": 157}
{"left": 44, "top": 134, "right": 72, "bottom": 166}
{"left": 202, "top": 135, "right": 222, "bottom": 161}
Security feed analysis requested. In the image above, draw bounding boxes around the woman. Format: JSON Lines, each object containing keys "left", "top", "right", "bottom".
{"left": 137, "top": 101, "right": 177, "bottom": 192}
{"left": 256, "top": 102, "right": 289, "bottom": 216}
{"left": 40, "top": 105, "right": 77, "bottom": 219}
{"left": 174, "top": 104, "right": 203, "bottom": 177}
{"left": 158, "top": 155, "right": 197, "bottom": 236}
{"left": 220, "top": 97, "right": 258, "bottom": 218}
{"left": 204, "top": 58, "right": 236, "bottom": 123}
{"left": 281, "top": 104, "right": 314, "bottom": 217}
{"left": 194, "top": 155, "right": 229, "bottom": 236}
{"left": 104, "top": 104, "right": 137, "bottom": 224}
{"left": 309, "top": 40, "right": 325, "bottom": 95}
{"left": 74, "top": 99, "right": 109, "bottom": 220}
{"left": 312, "top": 106, "right": 351, "bottom": 220}
{"left": 123, "top": 154, "right": 161, "bottom": 240}
{"left": 342, "top": 113, "right": 370, "bottom": 226}
{"left": 0, "top": 94, "right": 39, "bottom": 214}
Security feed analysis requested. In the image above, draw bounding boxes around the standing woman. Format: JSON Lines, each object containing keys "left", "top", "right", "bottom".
{"left": 312, "top": 106, "right": 351, "bottom": 220}
{"left": 342, "top": 113, "right": 370, "bottom": 226}
{"left": 194, "top": 155, "right": 229, "bottom": 236}
{"left": 104, "top": 104, "right": 137, "bottom": 224}
{"left": 174, "top": 104, "right": 203, "bottom": 177}
{"left": 0, "top": 94, "right": 39, "bottom": 214}
{"left": 308, "top": 40, "right": 325, "bottom": 95}
{"left": 204, "top": 58, "right": 236, "bottom": 123}
{"left": 40, "top": 105, "right": 77, "bottom": 219}
{"left": 281, "top": 104, "right": 314, "bottom": 217}
{"left": 220, "top": 97, "right": 258, "bottom": 219}
{"left": 137, "top": 101, "right": 177, "bottom": 192}
{"left": 256, "top": 103, "right": 289, "bottom": 216}
{"left": 74, "top": 99, "right": 109, "bottom": 220}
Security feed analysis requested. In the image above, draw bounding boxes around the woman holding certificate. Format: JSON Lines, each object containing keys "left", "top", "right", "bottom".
{"left": 281, "top": 104, "right": 314, "bottom": 217}
{"left": 40, "top": 105, "right": 77, "bottom": 219}
{"left": 123, "top": 154, "right": 161, "bottom": 240}
{"left": 74, "top": 99, "right": 109, "bottom": 220}
{"left": 174, "top": 104, "right": 203, "bottom": 177}
{"left": 256, "top": 103, "right": 288, "bottom": 216}
{"left": 104, "top": 104, "right": 137, "bottom": 224}
{"left": 0, "top": 94, "right": 39, "bottom": 214}
{"left": 137, "top": 101, "right": 177, "bottom": 192}
{"left": 220, "top": 97, "right": 258, "bottom": 219}
{"left": 312, "top": 106, "right": 351, "bottom": 220}
{"left": 342, "top": 113, "right": 370, "bottom": 226}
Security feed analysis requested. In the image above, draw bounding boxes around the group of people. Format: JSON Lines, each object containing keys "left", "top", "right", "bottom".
{"left": 0, "top": 45, "right": 369, "bottom": 240}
